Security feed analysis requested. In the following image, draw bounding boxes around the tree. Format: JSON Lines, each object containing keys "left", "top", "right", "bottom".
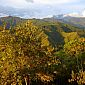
{"left": 0, "top": 20, "right": 54, "bottom": 85}
{"left": 64, "top": 38, "right": 85, "bottom": 85}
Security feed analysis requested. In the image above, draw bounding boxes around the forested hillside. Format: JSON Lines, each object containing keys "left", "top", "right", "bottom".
{"left": 0, "top": 17, "right": 85, "bottom": 85}
{"left": 0, "top": 16, "right": 25, "bottom": 29}
{"left": 51, "top": 15, "right": 85, "bottom": 29}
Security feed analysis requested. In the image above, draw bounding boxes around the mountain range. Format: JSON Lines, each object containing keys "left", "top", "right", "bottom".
{"left": 0, "top": 15, "right": 85, "bottom": 48}
{"left": 51, "top": 11, "right": 85, "bottom": 29}
{"left": 0, "top": 9, "right": 82, "bottom": 29}
{"left": 0, "top": 11, "right": 85, "bottom": 30}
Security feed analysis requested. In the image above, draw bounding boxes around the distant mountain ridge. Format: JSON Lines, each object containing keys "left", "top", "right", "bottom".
{"left": 52, "top": 13, "right": 85, "bottom": 29}
{"left": 0, "top": 16, "right": 25, "bottom": 29}
{"left": 1, "top": 14, "right": 85, "bottom": 29}
{"left": 0, "top": 16, "right": 85, "bottom": 47}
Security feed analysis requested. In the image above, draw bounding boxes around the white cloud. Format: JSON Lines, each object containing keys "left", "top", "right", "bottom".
{"left": 0, "top": 0, "right": 30, "bottom": 8}
{"left": 0, "top": 13, "right": 8, "bottom": 17}
{"left": 0, "top": 0, "right": 84, "bottom": 18}
{"left": 63, "top": 12, "right": 83, "bottom": 17}
{"left": 34, "top": 0, "right": 78, "bottom": 4}
{"left": 82, "top": 10, "right": 85, "bottom": 17}
{"left": 0, "top": 0, "right": 79, "bottom": 8}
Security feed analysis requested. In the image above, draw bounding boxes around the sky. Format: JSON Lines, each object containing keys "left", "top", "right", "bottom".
{"left": 0, "top": 0, "right": 85, "bottom": 18}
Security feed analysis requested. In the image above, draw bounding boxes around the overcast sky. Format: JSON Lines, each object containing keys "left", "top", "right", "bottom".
{"left": 0, "top": 0, "right": 85, "bottom": 18}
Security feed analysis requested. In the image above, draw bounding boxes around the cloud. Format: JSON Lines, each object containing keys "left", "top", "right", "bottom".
{"left": 0, "top": 0, "right": 30, "bottom": 8}
{"left": 33, "top": 0, "right": 78, "bottom": 4}
{"left": 82, "top": 10, "right": 85, "bottom": 17}
{"left": 0, "top": 0, "right": 79, "bottom": 8}
{"left": 0, "top": 0, "right": 85, "bottom": 18}
{"left": 0, "top": 13, "right": 8, "bottom": 17}
{"left": 25, "top": 0, "right": 33, "bottom": 3}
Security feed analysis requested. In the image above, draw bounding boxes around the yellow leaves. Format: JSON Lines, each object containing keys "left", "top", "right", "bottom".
{"left": 1, "top": 56, "right": 5, "bottom": 61}
{"left": 64, "top": 38, "right": 85, "bottom": 56}
{"left": 47, "top": 47, "right": 54, "bottom": 53}
{"left": 70, "top": 70, "right": 85, "bottom": 84}
{"left": 36, "top": 73, "right": 53, "bottom": 82}
{"left": 62, "top": 32, "right": 79, "bottom": 43}
{"left": 17, "top": 56, "right": 29, "bottom": 68}
{"left": 71, "top": 70, "right": 76, "bottom": 80}
{"left": 0, "top": 45, "right": 6, "bottom": 51}
{"left": 47, "top": 56, "right": 61, "bottom": 66}
{"left": 79, "top": 37, "right": 85, "bottom": 42}
{"left": 41, "top": 37, "right": 49, "bottom": 47}
{"left": 0, "top": 20, "right": 55, "bottom": 85}
{"left": 47, "top": 62, "right": 51, "bottom": 66}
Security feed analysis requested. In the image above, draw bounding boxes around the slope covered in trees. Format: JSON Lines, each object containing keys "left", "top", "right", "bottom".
{"left": 0, "top": 17, "right": 85, "bottom": 85}
{"left": 0, "top": 16, "right": 25, "bottom": 29}
{"left": 30, "top": 19, "right": 85, "bottom": 47}
{"left": 51, "top": 15, "right": 85, "bottom": 29}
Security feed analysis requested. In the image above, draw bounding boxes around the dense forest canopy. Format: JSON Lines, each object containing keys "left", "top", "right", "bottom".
{"left": 0, "top": 17, "right": 85, "bottom": 85}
